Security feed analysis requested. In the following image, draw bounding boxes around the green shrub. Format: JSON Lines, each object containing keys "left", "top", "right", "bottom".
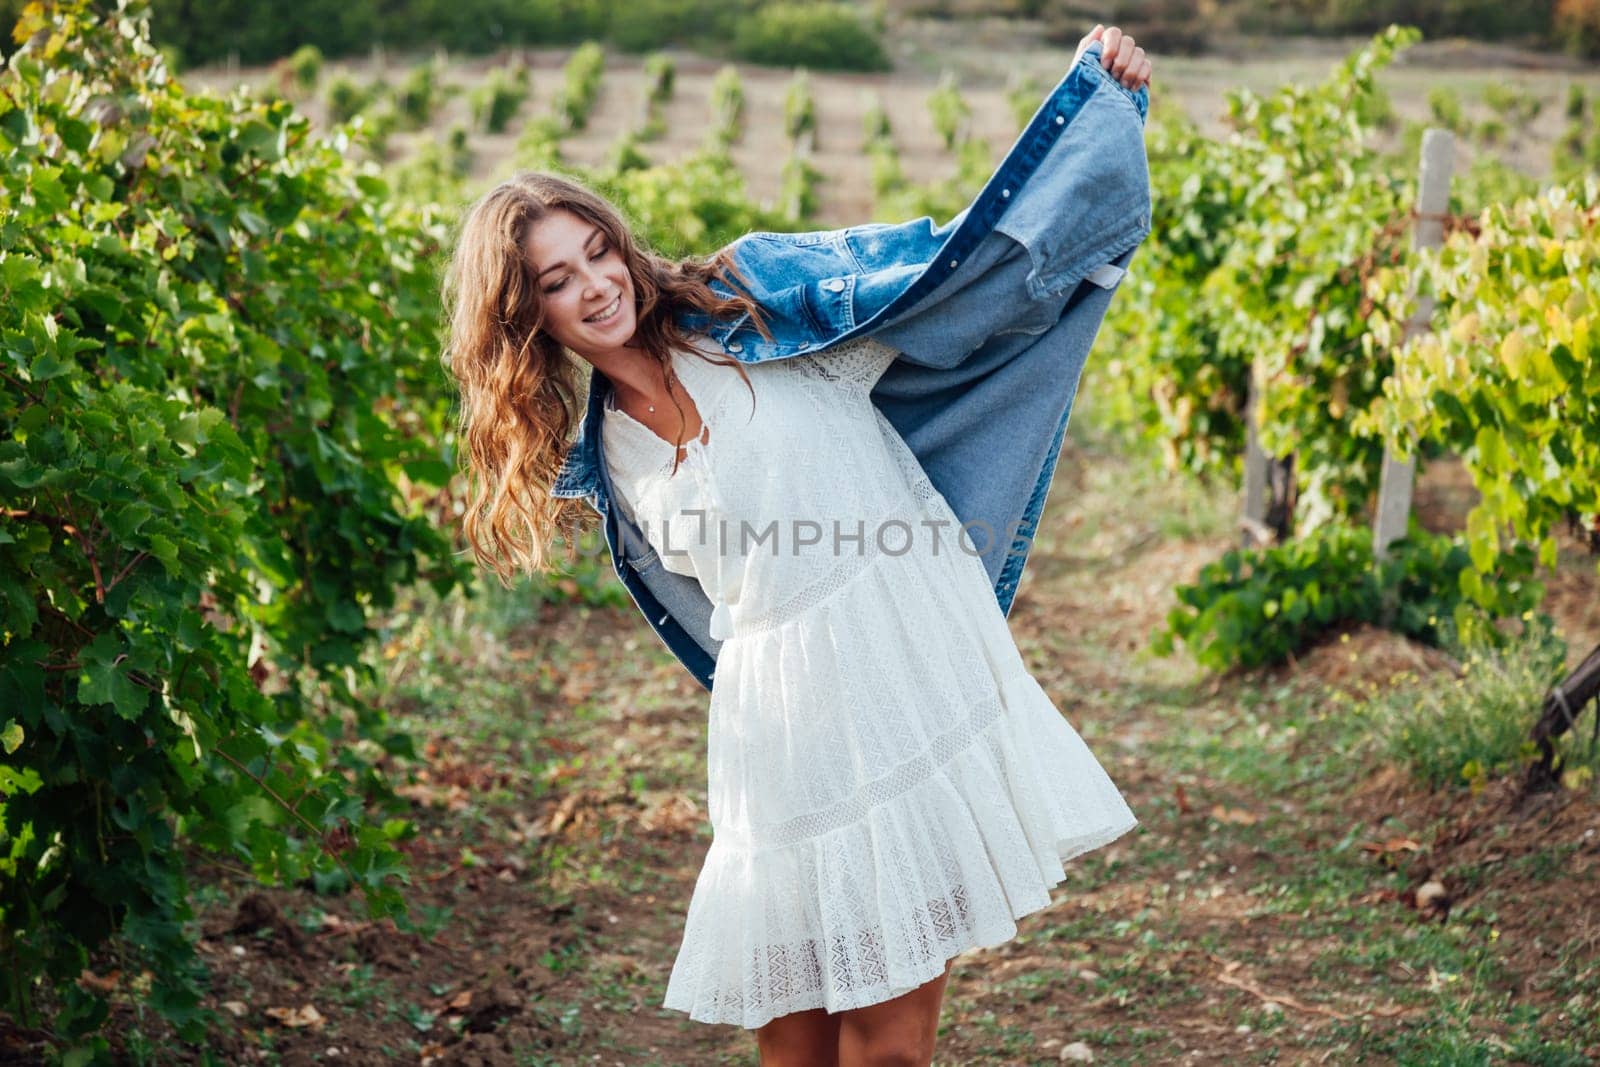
{"left": 869, "top": 139, "right": 905, "bottom": 201}
{"left": 603, "top": 0, "right": 746, "bottom": 53}
{"left": 0, "top": 0, "right": 468, "bottom": 1046}
{"left": 357, "top": 101, "right": 402, "bottom": 161}
{"left": 1553, "top": 119, "right": 1588, "bottom": 180}
{"left": 952, "top": 134, "right": 993, "bottom": 190}
{"left": 708, "top": 64, "right": 745, "bottom": 148}
{"left": 556, "top": 41, "right": 605, "bottom": 131}
{"left": 324, "top": 73, "right": 375, "bottom": 124}
{"left": 927, "top": 70, "right": 970, "bottom": 150}
{"left": 873, "top": 170, "right": 972, "bottom": 227}
{"left": 1095, "top": 28, "right": 1426, "bottom": 522}
{"left": 469, "top": 63, "right": 530, "bottom": 134}
{"left": 393, "top": 122, "right": 477, "bottom": 203}
{"left": 1352, "top": 79, "right": 1396, "bottom": 130}
{"left": 783, "top": 68, "right": 816, "bottom": 143}
{"left": 287, "top": 43, "right": 323, "bottom": 92}
{"left": 631, "top": 53, "right": 674, "bottom": 141}
{"left": 862, "top": 90, "right": 892, "bottom": 145}
{"left": 1481, "top": 79, "right": 1542, "bottom": 124}
{"left": 514, "top": 114, "right": 568, "bottom": 171}
{"left": 585, "top": 147, "right": 790, "bottom": 258}
{"left": 731, "top": 2, "right": 890, "bottom": 72}
{"left": 1427, "top": 85, "right": 1466, "bottom": 132}
{"left": 124, "top": 0, "right": 880, "bottom": 70}
{"left": 142, "top": 0, "right": 610, "bottom": 67}
{"left": 396, "top": 57, "right": 442, "bottom": 128}
{"left": 609, "top": 130, "right": 654, "bottom": 172}
{"left": 644, "top": 52, "right": 675, "bottom": 104}
{"left": 1004, "top": 69, "right": 1045, "bottom": 132}
{"left": 1152, "top": 521, "right": 1544, "bottom": 673}
{"left": 447, "top": 123, "right": 472, "bottom": 169}
{"left": 780, "top": 151, "right": 824, "bottom": 221}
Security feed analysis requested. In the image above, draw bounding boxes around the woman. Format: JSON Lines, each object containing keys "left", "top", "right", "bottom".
{"left": 443, "top": 24, "right": 1152, "bottom": 1067}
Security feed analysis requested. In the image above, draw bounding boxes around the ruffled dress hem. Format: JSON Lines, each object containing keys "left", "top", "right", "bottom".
{"left": 660, "top": 666, "right": 1140, "bottom": 1030}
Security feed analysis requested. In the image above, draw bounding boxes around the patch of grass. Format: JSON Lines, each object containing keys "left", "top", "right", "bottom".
{"left": 1506, "top": 842, "right": 1581, "bottom": 884}
{"left": 1362, "top": 618, "right": 1579, "bottom": 791}
{"left": 954, "top": 1009, "right": 1043, "bottom": 1060}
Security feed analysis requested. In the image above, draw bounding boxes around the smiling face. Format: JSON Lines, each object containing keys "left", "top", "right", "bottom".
{"left": 525, "top": 207, "right": 639, "bottom": 361}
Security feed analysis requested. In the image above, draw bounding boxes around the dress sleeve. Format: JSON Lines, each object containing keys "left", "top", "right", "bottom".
{"left": 800, "top": 336, "right": 902, "bottom": 390}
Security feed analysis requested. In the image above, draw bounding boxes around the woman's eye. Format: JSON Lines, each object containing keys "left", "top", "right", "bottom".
{"left": 543, "top": 244, "right": 609, "bottom": 294}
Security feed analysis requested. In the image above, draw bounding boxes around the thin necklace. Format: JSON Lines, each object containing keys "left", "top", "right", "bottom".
{"left": 646, "top": 355, "right": 684, "bottom": 412}
{"left": 649, "top": 355, "right": 682, "bottom": 412}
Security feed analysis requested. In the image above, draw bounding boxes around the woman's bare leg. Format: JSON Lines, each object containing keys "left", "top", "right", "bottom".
{"left": 756, "top": 1006, "right": 842, "bottom": 1067}
{"left": 836, "top": 958, "right": 955, "bottom": 1067}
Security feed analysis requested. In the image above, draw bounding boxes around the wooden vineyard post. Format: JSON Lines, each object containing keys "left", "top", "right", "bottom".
{"left": 1373, "top": 127, "right": 1455, "bottom": 560}
{"left": 1240, "top": 363, "right": 1295, "bottom": 549}
{"left": 1241, "top": 364, "right": 1270, "bottom": 547}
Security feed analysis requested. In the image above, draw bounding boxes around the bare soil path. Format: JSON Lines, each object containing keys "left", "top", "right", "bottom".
{"left": 153, "top": 414, "right": 1600, "bottom": 1066}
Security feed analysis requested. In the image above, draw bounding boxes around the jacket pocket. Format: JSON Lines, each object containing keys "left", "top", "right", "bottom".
{"left": 800, "top": 274, "right": 856, "bottom": 334}
{"left": 731, "top": 233, "right": 859, "bottom": 342}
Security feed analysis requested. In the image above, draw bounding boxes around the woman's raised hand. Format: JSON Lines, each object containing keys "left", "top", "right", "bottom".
{"left": 1074, "top": 24, "right": 1151, "bottom": 92}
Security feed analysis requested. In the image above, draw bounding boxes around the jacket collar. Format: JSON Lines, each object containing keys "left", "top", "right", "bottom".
{"left": 552, "top": 363, "right": 612, "bottom": 503}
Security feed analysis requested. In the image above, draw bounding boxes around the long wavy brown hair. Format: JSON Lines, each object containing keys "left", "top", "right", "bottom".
{"left": 441, "top": 171, "right": 772, "bottom": 586}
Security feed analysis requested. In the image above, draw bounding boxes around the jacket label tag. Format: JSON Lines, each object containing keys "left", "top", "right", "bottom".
{"left": 1084, "top": 263, "right": 1126, "bottom": 289}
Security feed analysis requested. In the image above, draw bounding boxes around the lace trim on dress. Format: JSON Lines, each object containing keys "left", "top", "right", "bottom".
{"left": 715, "top": 664, "right": 1027, "bottom": 850}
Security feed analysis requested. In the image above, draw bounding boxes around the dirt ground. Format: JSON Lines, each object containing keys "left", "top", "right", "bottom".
{"left": 20, "top": 421, "right": 1595, "bottom": 1066}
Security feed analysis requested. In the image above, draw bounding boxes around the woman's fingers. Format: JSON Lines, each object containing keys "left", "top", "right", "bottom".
{"left": 1118, "top": 48, "right": 1148, "bottom": 88}
{"left": 1100, "top": 25, "right": 1123, "bottom": 65}
{"left": 1112, "top": 35, "right": 1137, "bottom": 81}
{"left": 1086, "top": 24, "right": 1152, "bottom": 90}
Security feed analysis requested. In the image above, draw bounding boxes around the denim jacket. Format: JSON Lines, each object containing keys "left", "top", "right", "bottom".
{"left": 551, "top": 41, "right": 1152, "bottom": 692}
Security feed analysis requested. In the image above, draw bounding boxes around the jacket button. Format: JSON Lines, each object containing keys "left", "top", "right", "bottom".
{"left": 727, "top": 340, "right": 743, "bottom": 353}
{"left": 948, "top": 259, "right": 958, "bottom": 268}
{"left": 1001, "top": 188, "right": 1011, "bottom": 198}
{"left": 1055, "top": 114, "right": 1064, "bottom": 124}
{"left": 824, "top": 278, "right": 845, "bottom": 292}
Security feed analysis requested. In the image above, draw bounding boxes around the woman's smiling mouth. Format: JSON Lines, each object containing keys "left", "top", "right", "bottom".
{"left": 585, "top": 295, "right": 622, "bottom": 323}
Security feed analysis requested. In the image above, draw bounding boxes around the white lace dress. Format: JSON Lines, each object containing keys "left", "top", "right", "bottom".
{"left": 601, "top": 332, "right": 1139, "bottom": 1030}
